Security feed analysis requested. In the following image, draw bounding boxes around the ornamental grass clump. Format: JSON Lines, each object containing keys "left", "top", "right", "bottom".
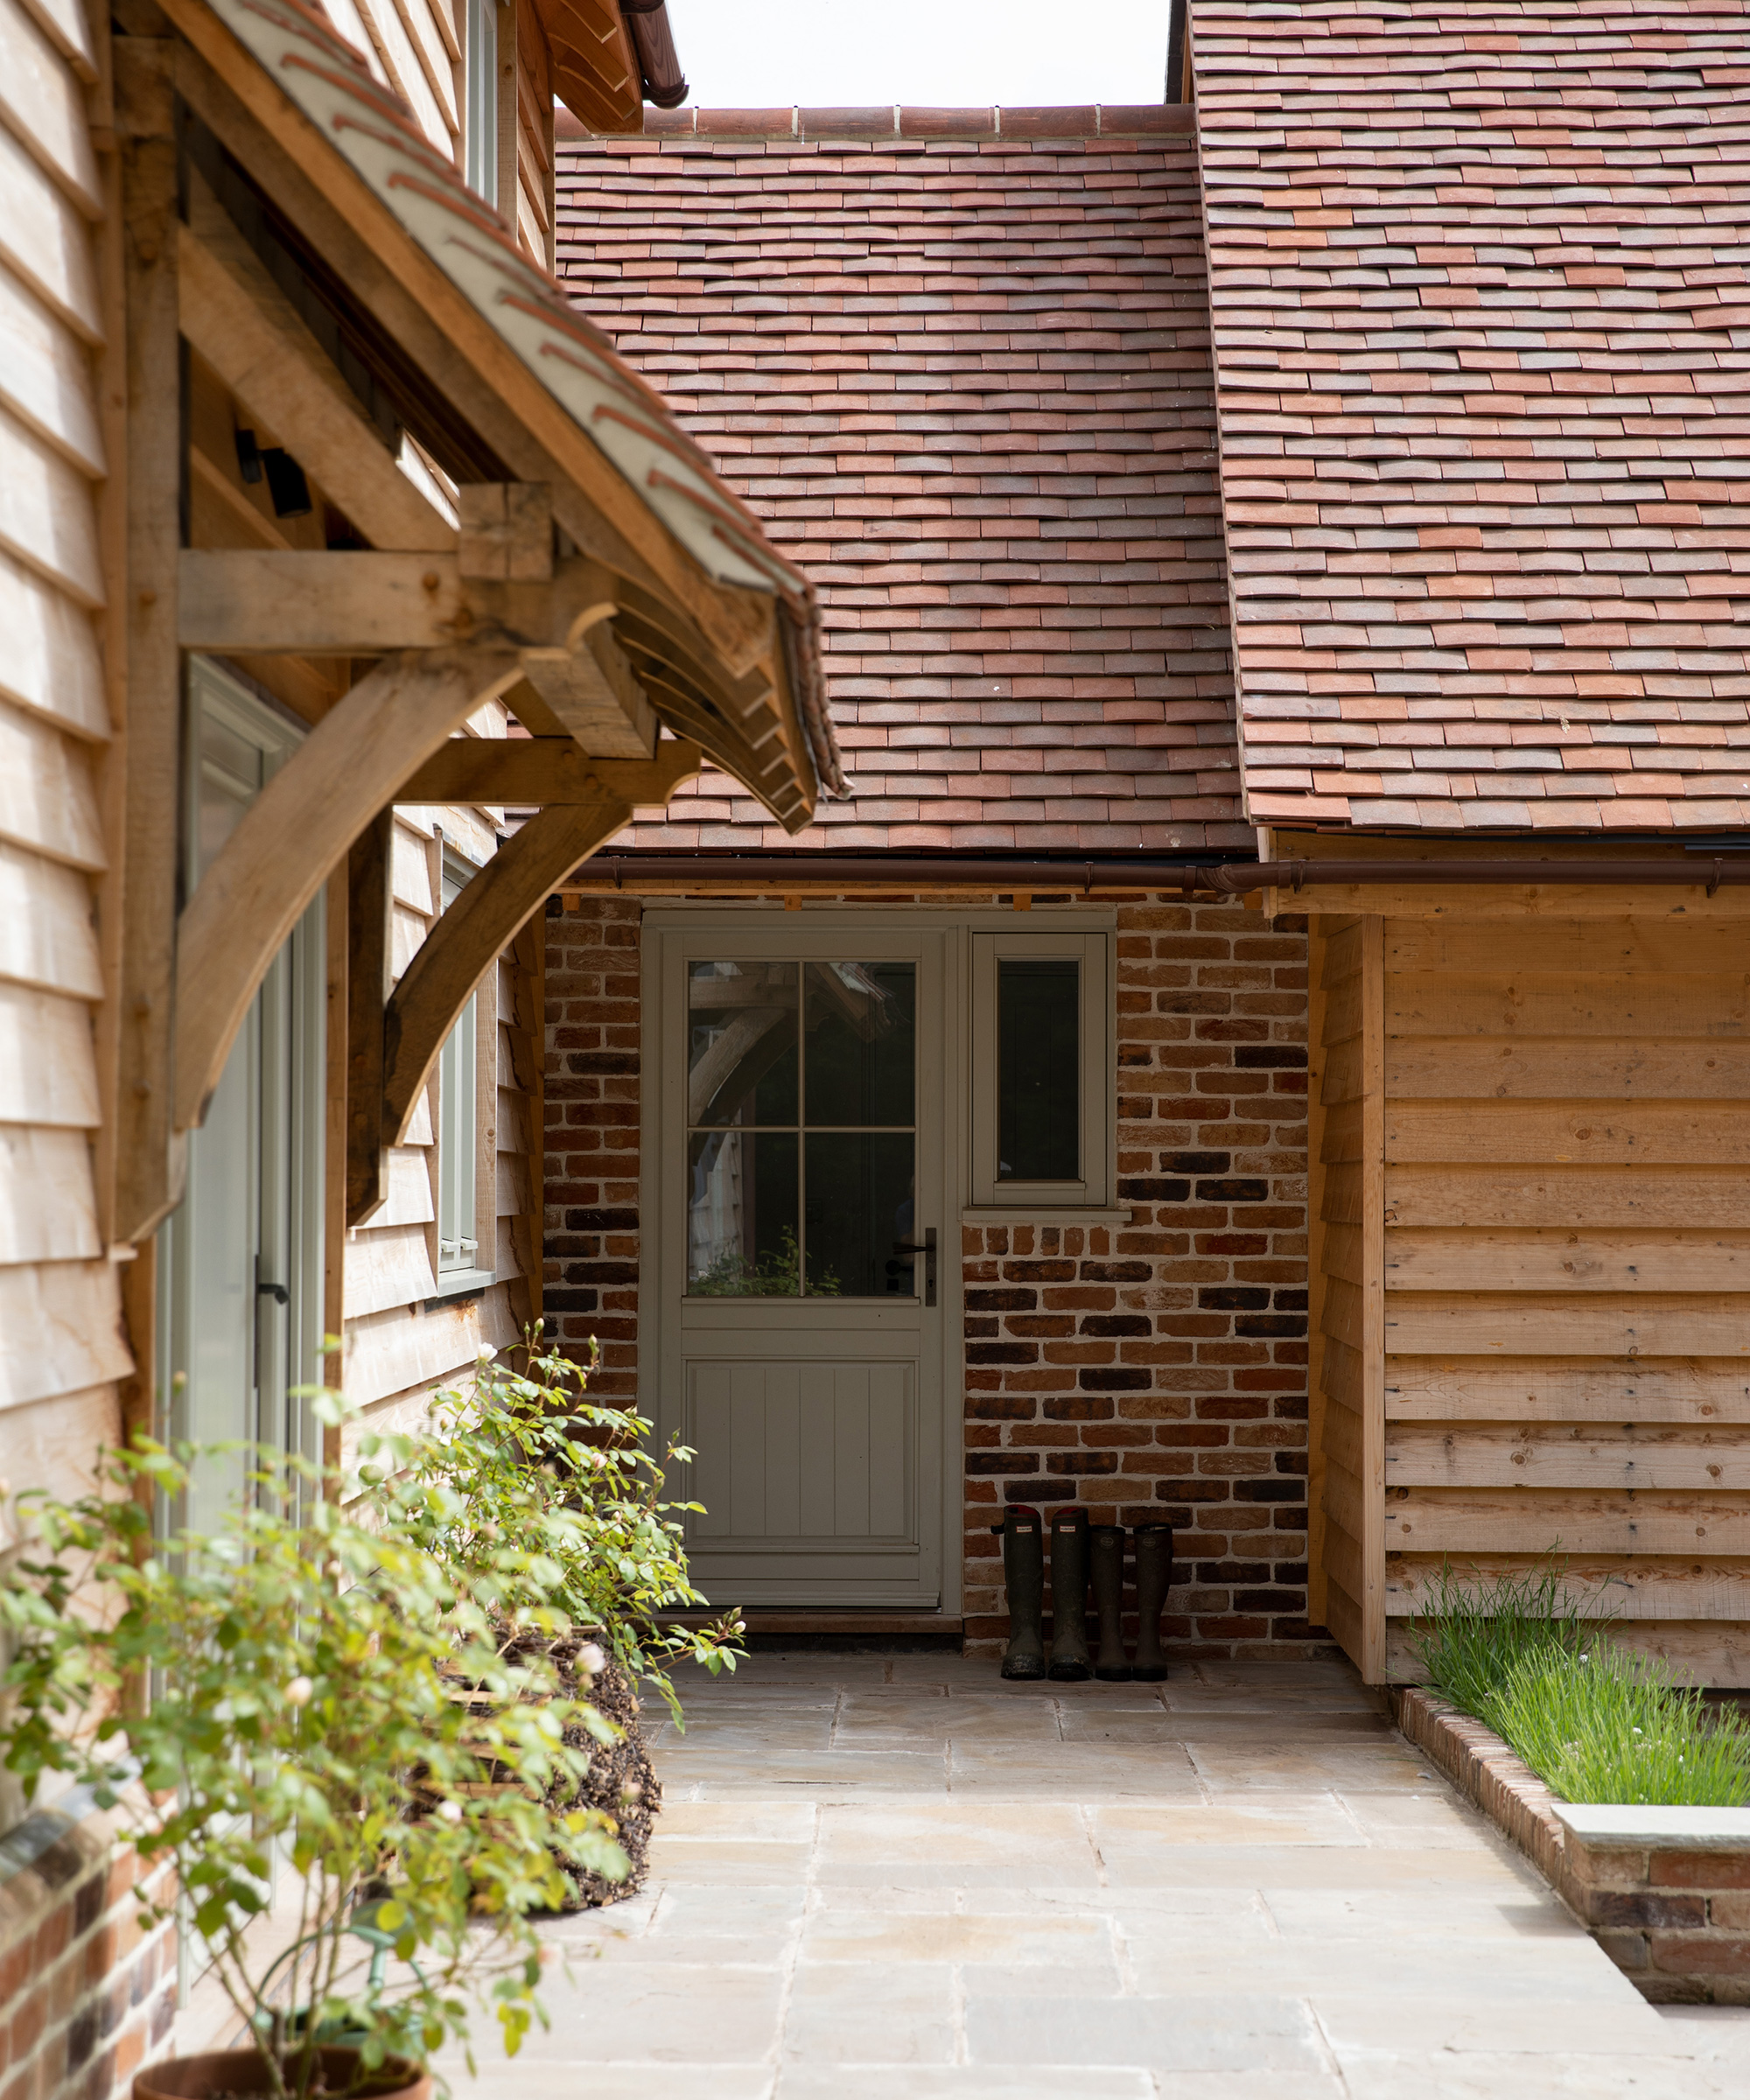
{"left": 1410, "top": 1557, "right": 1593, "bottom": 1718}
{"left": 0, "top": 1421, "right": 630, "bottom": 2100}
{"left": 1411, "top": 1555, "right": 1750, "bottom": 1808}
{"left": 1488, "top": 1644, "right": 1750, "bottom": 1809}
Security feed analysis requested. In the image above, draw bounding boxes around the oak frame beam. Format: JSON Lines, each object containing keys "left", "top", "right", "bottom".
{"left": 396, "top": 737, "right": 704, "bottom": 808}
{"left": 173, "top": 642, "right": 524, "bottom": 1133}
{"left": 381, "top": 799, "right": 634, "bottom": 1148}
{"left": 177, "top": 206, "right": 454, "bottom": 555}
{"left": 111, "top": 35, "right": 187, "bottom": 1245}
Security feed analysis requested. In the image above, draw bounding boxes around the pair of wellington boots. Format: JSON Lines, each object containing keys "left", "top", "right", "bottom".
{"left": 994, "top": 1505, "right": 1174, "bottom": 1684}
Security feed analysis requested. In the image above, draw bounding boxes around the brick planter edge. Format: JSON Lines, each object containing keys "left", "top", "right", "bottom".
{"left": 1391, "top": 1684, "right": 1750, "bottom": 2005}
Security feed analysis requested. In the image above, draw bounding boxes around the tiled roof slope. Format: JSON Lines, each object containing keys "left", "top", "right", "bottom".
{"left": 1192, "top": 2, "right": 1750, "bottom": 833}
{"left": 554, "top": 109, "right": 1250, "bottom": 850}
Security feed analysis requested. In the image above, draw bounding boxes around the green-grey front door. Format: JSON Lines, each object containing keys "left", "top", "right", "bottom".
{"left": 647, "top": 917, "right": 947, "bottom": 1609}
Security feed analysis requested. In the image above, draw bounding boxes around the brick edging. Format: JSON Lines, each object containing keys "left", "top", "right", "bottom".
{"left": 1391, "top": 1684, "right": 1571, "bottom": 1888}
{"left": 1392, "top": 1685, "right": 1750, "bottom": 2005}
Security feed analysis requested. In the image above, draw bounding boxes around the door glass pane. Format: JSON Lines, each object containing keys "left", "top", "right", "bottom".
{"left": 685, "top": 957, "right": 917, "bottom": 1297}
{"left": 804, "top": 962, "right": 915, "bottom": 1125}
{"left": 688, "top": 1130, "right": 801, "bottom": 1293}
{"left": 689, "top": 962, "right": 799, "bottom": 1125}
{"left": 998, "top": 956, "right": 1080, "bottom": 1181}
{"left": 804, "top": 1132, "right": 915, "bottom": 1297}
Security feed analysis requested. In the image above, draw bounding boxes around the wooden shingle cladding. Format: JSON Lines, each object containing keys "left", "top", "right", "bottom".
{"left": 0, "top": 0, "right": 130, "bottom": 1516}
{"left": 1304, "top": 864, "right": 1750, "bottom": 1685}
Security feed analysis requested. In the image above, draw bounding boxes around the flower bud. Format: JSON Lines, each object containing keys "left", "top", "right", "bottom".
{"left": 284, "top": 1676, "right": 314, "bottom": 1707}
{"left": 438, "top": 1798, "right": 464, "bottom": 1824}
{"left": 579, "top": 1642, "right": 606, "bottom": 1676}
{"left": 476, "top": 1345, "right": 498, "bottom": 1365}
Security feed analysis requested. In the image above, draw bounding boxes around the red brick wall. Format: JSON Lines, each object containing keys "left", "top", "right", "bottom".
{"left": 542, "top": 895, "right": 644, "bottom": 1405}
{"left": 542, "top": 894, "right": 1314, "bottom": 1655}
{"left": 0, "top": 1813, "right": 175, "bottom": 2100}
{"left": 962, "top": 900, "right": 1313, "bottom": 1656}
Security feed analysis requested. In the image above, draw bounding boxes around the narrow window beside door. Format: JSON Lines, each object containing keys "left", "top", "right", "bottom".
{"left": 970, "top": 931, "right": 1112, "bottom": 1208}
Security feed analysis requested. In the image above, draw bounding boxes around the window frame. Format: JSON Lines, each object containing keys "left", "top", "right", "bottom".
{"left": 969, "top": 929, "right": 1112, "bottom": 1210}
{"left": 429, "top": 844, "right": 498, "bottom": 1299}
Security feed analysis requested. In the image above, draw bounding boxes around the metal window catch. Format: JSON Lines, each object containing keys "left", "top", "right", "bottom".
{"left": 891, "top": 1227, "right": 937, "bottom": 1306}
{"left": 256, "top": 1278, "right": 289, "bottom": 1306}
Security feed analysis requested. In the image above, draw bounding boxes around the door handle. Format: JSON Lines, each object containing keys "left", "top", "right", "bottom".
{"left": 891, "top": 1227, "right": 936, "bottom": 1307}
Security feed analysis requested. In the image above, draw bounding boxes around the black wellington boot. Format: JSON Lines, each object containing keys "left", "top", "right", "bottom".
{"left": 1130, "top": 1523, "right": 1175, "bottom": 1683}
{"left": 1090, "top": 1526, "right": 1131, "bottom": 1682}
{"left": 1046, "top": 1506, "right": 1093, "bottom": 1682}
{"left": 995, "top": 1505, "right": 1046, "bottom": 1681}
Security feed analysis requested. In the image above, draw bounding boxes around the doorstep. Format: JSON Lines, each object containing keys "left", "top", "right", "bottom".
{"left": 663, "top": 1612, "right": 963, "bottom": 1636}
{"left": 1393, "top": 1684, "right": 1750, "bottom": 2006}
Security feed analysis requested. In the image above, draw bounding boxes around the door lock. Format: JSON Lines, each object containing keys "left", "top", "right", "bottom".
{"left": 890, "top": 1227, "right": 936, "bottom": 1306}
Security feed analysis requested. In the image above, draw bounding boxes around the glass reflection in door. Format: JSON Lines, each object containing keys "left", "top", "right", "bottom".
{"left": 686, "top": 960, "right": 916, "bottom": 1296}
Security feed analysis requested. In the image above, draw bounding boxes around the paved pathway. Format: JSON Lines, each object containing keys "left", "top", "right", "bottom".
{"left": 445, "top": 1651, "right": 1750, "bottom": 2097}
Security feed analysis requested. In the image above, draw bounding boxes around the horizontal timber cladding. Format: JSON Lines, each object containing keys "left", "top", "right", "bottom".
{"left": 1375, "top": 913, "right": 1750, "bottom": 1684}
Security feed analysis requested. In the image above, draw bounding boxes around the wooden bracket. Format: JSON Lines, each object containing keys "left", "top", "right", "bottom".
{"left": 381, "top": 798, "right": 635, "bottom": 1148}
{"left": 173, "top": 642, "right": 523, "bottom": 1134}
{"left": 345, "top": 809, "right": 395, "bottom": 1228}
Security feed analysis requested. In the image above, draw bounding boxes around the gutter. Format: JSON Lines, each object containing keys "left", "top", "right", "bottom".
{"left": 561, "top": 852, "right": 1750, "bottom": 896}
{"left": 621, "top": 0, "right": 689, "bottom": 108}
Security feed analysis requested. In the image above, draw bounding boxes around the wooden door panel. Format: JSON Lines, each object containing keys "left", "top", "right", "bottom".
{"left": 686, "top": 1357, "right": 916, "bottom": 1549}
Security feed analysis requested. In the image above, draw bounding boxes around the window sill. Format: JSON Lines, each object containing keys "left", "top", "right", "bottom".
{"left": 424, "top": 1267, "right": 497, "bottom": 1307}
{"left": 960, "top": 1207, "right": 1135, "bottom": 1225}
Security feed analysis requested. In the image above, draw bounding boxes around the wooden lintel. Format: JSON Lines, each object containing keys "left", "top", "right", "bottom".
{"left": 382, "top": 799, "right": 634, "bottom": 1146}
{"left": 176, "top": 549, "right": 618, "bottom": 654}
{"left": 346, "top": 810, "right": 394, "bottom": 1228}
{"left": 397, "top": 736, "right": 703, "bottom": 808}
{"left": 173, "top": 643, "right": 524, "bottom": 1134}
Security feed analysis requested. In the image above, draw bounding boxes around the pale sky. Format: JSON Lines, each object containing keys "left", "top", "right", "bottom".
{"left": 663, "top": 0, "right": 1174, "bottom": 109}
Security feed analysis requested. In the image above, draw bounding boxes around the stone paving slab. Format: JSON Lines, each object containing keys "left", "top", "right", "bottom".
{"left": 439, "top": 1652, "right": 1750, "bottom": 2096}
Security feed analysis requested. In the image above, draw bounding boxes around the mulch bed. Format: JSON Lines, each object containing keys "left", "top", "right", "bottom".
{"left": 500, "top": 1634, "right": 662, "bottom": 1909}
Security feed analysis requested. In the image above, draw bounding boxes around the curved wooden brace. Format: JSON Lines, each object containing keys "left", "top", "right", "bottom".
{"left": 381, "top": 797, "right": 634, "bottom": 1155}
{"left": 173, "top": 642, "right": 524, "bottom": 1132}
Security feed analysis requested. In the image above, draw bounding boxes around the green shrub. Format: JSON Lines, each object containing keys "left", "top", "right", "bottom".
{"left": 386, "top": 1334, "right": 743, "bottom": 1724}
{"left": 1409, "top": 1557, "right": 1593, "bottom": 1718}
{"left": 0, "top": 1427, "right": 628, "bottom": 2100}
{"left": 1488, "top": 1643, "right": 1750, "bottom": 1808}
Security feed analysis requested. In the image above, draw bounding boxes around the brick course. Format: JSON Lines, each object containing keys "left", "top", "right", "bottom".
{"left": 543, "top": 895, "right": 1315, "bottom": 1657}
{"left": 962, "top": 900, "right": 1312, "bottom": 1656}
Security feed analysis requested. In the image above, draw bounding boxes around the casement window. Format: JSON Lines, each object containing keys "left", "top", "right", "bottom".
{"left": 970, "top": 931, "right": 1112, "bottom": 1209}
{"left": 433, "top": 852, "right": 495, "bottom": 1293}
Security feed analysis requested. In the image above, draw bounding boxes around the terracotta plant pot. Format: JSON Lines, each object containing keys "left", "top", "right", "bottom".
{"left": 136, "top": 2048, "right": 431, "bottom": 2100}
